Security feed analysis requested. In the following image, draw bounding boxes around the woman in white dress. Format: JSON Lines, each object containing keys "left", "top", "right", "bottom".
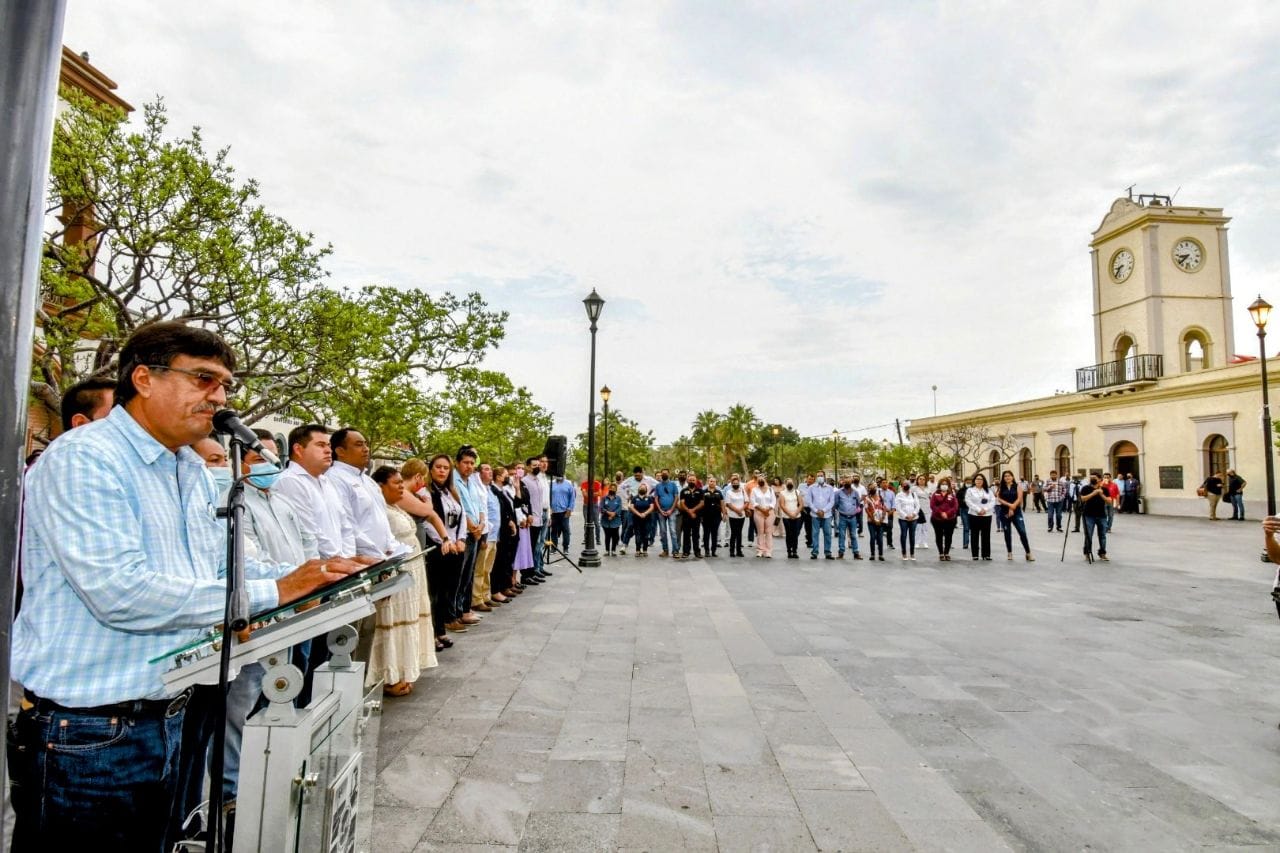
{"left": 370, "top": 466, "right": 438, "bottom": 697}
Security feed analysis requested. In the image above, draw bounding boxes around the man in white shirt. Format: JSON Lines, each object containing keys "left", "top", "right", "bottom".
{"left": 274, "top": 424, "right": 357, "bottom": 559}
{"left": 327, "top": 428, "right": 410, "bottom": 560}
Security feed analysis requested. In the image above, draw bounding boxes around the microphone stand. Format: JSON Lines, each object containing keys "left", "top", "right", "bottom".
{"left": 207, "top": 438, "right": 252, "bottom": 852}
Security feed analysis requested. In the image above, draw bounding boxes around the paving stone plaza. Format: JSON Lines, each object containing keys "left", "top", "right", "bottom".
{"left": 372, "top": 515, "right": 1280, "bottom": 852}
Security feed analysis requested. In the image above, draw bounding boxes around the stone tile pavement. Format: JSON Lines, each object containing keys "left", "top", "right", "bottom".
{"left": 372, "top": 513, "right": 1280, "bottom": 851}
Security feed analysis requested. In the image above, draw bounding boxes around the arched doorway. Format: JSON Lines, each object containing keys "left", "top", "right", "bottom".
{"left": 987, "top": 450, "right": 1000, "bottom": 485}
{"left": 1110, "top": 440, "right": 1139, "bottom": 478}
{"left": 1204, "top": 434, "right": 1229, "bottom": 479}
{"left": 1055, "top": 444, "right": 1071, "bottom": 476}
{"left": 1019, "top": 448, "right": 1033, "bottom": 482}
{"left": 1115, "top": 334, "right": 1135, "bottom": 363}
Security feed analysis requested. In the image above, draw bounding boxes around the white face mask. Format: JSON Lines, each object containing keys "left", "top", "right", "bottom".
{"left": 940, "top": 484, "right": 950, "bottom": 492}
{"left": 816, "top": 476, "right": 825, "bottom": 485}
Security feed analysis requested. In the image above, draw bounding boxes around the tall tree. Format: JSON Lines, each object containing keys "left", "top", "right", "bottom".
{"left": 37, "top": 92, "right": 507, "bottom": 427}
{"left": 571, "top": 409, "right": 654, "bottom": 477}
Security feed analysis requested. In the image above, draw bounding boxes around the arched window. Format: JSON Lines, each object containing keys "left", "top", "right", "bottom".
{"left": 988, "top": 450, "right": 1001, "bottom": 484}
{"left": 1204, "top": 434, "right": 1229, "bottom": 479}
{"left": 1019, "top": 448, "right": 1033, "bottom": 482}
{"left": 1182, "top": 329, "right": 1211, "bottom": 372}
{"left": 1055, "top": 444, "right": 1071, "bottom": 476}
{"left": 1115, "top": 334, "right": 1135, "bottom": 363}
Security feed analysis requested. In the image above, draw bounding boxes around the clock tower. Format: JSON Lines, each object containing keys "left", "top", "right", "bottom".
{"left": 1089, "top": 195, "right": 1234, "bottom": 376}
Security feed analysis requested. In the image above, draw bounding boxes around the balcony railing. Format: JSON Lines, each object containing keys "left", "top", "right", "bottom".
{"left": 1076, "top": 354, "right": 1163, "bottom": 392}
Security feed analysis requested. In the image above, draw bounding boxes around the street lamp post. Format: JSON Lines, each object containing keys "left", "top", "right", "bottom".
{"left": 831, "top": 429, "right": 839, "bottom": 479}
{"left": 580, "top": 290, "right": 604, "bottom": 568}
{"left": 1249, "top": 297, "right": 1276, "bottom": 542}
{"left": 772, "top": 425, "right": 780, "bottom": 475}
{"left": 932, "top": 384, "right": 938, "bottom": 416}
{"left": 600, "top": 385, "right": 611, "bottom": 487}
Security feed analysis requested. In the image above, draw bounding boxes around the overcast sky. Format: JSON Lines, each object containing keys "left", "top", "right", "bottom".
{"left": 64, "top": 2, "right": 1280, "bottom": 445}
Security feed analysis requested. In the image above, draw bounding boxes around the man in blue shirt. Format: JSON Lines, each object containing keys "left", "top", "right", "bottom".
{"left": 878, "top": 478, "right": 897, "bottom": 549}
{"left": 550, "top": 474, "right": 577, "bottom": 550}
{"left": 833, "top": 477, "right": 863, "bottom": 559}
{"left": 807, "top": 471, "right": 836, "bottom": 559}
{"left": 653, "top": 469, "right": 680, "bottom": 557}
{"left": 11, "top": 322, "right": 359, "bottom": 849}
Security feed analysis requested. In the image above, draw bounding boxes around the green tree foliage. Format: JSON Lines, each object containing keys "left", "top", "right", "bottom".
{"left": 423, "top": 370, "right": 554, "bottom": 466}
{"left": 572, "top": 409, "right": 654, "bottom": 478}
{"left": 37, "top": 92, "right": 520, "bottom": 447}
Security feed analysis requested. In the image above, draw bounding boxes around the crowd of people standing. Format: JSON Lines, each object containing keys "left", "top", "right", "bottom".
{"left": 9, "top": 321, "right": 571, "bottom": 849}
{"left": 586, "top": 466, "right": 1124, "bottom": 565}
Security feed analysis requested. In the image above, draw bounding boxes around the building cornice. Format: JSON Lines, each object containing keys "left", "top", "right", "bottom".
{"left": 908, "top": 359, "right": 1270, "bottom": 437}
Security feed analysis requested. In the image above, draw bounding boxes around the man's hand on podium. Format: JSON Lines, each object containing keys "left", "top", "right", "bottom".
{"left": 276, "top": 558, "right": 362, "bottom": 605}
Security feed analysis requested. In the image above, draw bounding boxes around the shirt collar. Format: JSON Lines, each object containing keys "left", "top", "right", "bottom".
{"left": 332, "top": 460, "right": 364, "bottom": 478}
{"left": 106, "top": 404, "right": 201, "bottom": 467}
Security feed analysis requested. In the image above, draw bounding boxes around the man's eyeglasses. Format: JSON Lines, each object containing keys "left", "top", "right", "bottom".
{"left": 147, "top": 364, "right": 239, "bottom": 394}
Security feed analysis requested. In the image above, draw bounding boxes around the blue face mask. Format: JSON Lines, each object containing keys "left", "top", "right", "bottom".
{"left": 208, "top": 466, "right": 233, "bottom": 489}
{"left": 247, "top": 461, "right": 281, "bottom": 490}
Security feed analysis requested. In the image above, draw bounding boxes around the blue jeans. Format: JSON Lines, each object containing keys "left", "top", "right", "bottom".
{"left": 221, "top": 661, "right": 265, "bottom": 799}
{"left": 1231, "top": 493, "right": 1246, "bottom": 519}
{"left": 897, "top": 518, "right": 916, "bottom": 554}
{"left": 655, "top": 512, "right": 677, "bottom": 553}
{"left": 9, "top": 697, "right": 185, "bottom": 850}
{"left": 1084, "top": 515, "right": 1107, "bottom": 556}
{"left": 836, "top": 515, "right": 859, "bottom": 554}
{"left": 529, "top": 524, "right": 545, "bottom": 568}
{"left": 1002, "top": 510, "right": 1031, "bottom": 555}
{"left": 551, "top": 511, "right": 571, "bottom": 550}
{"left": 959, "top": 509, "right": 970, "bottom": 548}
{"left": 1046, "top": 500, "right": 1063, "bottom": 530}
{"left": 810, "top": 514, "right": 832, "bottom": 555}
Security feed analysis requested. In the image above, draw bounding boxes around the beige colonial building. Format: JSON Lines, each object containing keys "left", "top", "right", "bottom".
{"left": 908, "top": 195, "right": 1274, "bottom": 518}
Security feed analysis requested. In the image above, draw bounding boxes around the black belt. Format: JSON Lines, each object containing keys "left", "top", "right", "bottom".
{"left": 23, "top": 687, "right": 193, "bottom": 720}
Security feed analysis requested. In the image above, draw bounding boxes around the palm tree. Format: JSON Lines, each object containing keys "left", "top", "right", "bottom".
{"left": 721, "top": 403, "right": 760, "bottom": 476}
{"left": 691, "top": 410, "right": 723, "bottom": 476}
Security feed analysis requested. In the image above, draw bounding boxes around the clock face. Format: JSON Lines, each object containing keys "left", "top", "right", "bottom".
{"left": 1172, "top": 238, "right": 1204, "bottom": 272}
{"left": 1110, "top": 248, "right": 1134, "bottom": 283}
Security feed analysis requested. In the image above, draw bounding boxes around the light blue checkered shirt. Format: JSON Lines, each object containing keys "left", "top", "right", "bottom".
{"left": 13, "top": 406, "right": 284, "bottom": 706}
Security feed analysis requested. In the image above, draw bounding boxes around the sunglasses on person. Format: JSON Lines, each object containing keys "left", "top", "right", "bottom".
{"left": 147, "top": 364, "right": 239, "bottom": 394}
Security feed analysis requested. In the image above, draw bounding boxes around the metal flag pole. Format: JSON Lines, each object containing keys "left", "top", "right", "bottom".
{"left": 0, "top": 0, "right": 69, "bottom": 823}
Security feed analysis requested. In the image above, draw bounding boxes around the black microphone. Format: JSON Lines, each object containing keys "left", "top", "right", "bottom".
{"left": 212, "top": 409, "right": 281, "bottom": 467}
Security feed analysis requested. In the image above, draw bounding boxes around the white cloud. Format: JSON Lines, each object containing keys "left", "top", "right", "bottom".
{"left": 64, "top": 0, "right": 1280, "bottom": 445}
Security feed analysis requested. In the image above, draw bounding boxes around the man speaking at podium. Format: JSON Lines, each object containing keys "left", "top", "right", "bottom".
{"left": 8, "top": 322, "right": 359, "bottom": 851}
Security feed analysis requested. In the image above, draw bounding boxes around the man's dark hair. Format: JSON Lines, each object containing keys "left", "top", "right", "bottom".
{"left": 526, "top": 456, "right": 537, "bottom": 466}
{"left": 330, "top": 428, "right": 356, "bottom": 453}
{"left": 634, "top": 466, "right": 644, "bottom": 474}
{"left": 251, "top": 427, "right": 274, "bottom": 443}
{"left": 456, "top": 445, "right": 477, "bottom": 463}
{"left": 115, "top": 321, "right": 236, "bottom": 408}
{"left": 60, "top": 376, "right": 116, "bottom": 431}
{"left": 371, "top": 465, "right": 400, "bottom": 485}
{"left": 287, "top": 423, "right": 330, "bottom": 460}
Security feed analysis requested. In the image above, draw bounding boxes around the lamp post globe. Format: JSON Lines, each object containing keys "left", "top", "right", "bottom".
{"left": 579, "top": 291, "right": 604, "bottom": 568}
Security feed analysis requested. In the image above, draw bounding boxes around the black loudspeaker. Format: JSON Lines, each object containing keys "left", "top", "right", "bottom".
{"left": 542, "top": 435, "right": 567, "bottom": 478}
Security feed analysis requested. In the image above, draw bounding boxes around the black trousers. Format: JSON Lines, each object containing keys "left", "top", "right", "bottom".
{"left": 701, "top": 516, "right": 720, "bottom": 554}
{"left": 427, "top": 548, "right": 463, "bottom": 631}
{"left": 800, "top": 507, "right": 813, "bottom": 547}
{"left": 604, "top": 526, "right": 620, "bottom": 551}
{"left": 782, "top": 517, "right": 803, "bottom": 555}
{"left": 969, "top": 515, "right": 992, "bottom": 559}
{"left": 727, "top": 517, "right": 746, "bottom": 555}
{"left": 493, "top": 535, "right": 518, "bottom": 593}
{"left": 681, "top": 514, "right": 701, "bottom": 555}
{"left": 932, "top": 517, "right": 956, "bottom": 554}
